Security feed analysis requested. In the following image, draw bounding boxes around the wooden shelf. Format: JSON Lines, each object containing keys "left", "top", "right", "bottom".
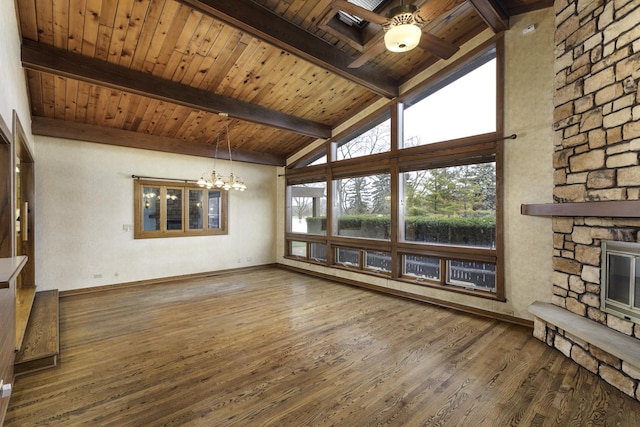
{"left": 521, "top": 201, "right": 640, "bottom": 218}
{"left": 0, "top": 256, "right": 28, "bottom": 289}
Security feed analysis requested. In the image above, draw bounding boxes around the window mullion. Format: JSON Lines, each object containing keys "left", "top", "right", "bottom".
{"left": 202, "top": 189, "right": 209, "bottom": 231}
{"left": 160, "top": 187, "right": 167, "bottom": 233}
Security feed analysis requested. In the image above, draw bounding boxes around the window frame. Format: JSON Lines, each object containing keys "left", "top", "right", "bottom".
{"left": 134, "top": 179, "right": 228, "bottom": 239}
{"left": 284, "top": 38, "right": 504, "bottom": 301}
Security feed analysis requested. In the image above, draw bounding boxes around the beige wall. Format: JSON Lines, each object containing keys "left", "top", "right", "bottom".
{"left": 35, "top": 137, "right": 278, "bottom": 292}
{"left": 0, "top": 0, "right": 34, "bottom": 151}
{"left": 278, "top": 8, "right": 556, "bottom": 321}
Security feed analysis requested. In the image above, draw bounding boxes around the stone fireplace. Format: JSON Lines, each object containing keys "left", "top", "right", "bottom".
{"left": 527, "top": 0, "right": 640, "bottom": 402}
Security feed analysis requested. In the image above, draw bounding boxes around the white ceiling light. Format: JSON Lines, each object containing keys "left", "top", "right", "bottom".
{"left": 383, "top": 2, "right": 421, "bottom": 53}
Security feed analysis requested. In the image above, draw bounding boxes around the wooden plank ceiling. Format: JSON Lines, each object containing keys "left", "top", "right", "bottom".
{"left": 16, "top": 0, "right": 551, "bottom": 166}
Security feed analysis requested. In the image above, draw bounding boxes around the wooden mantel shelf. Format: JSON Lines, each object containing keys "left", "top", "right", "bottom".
{"left": 521, "top": 201, "right": 640, "bottom": 218}
{"left": 0, "top": 256, "right": 28, "bottom": 289}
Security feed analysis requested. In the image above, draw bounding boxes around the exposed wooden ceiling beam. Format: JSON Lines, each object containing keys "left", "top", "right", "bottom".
{"left": 174, "top": 0, "right": 398, "bottom": 99}
{"left": 21, "top": 39, "right": 331, "bottom": 140}
{"left": 503, "top": 0, "right": 553, "bottom": 16}
{"left": 469, "top": 0, "right": 509, "bottom": 32}
{"left": 31, "top": 117, "right": 286, "bottom": 166}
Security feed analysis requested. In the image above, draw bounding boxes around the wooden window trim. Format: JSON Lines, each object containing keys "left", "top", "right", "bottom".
{"left": 284, "top": 41, "right": 504, "bottom": 301}
{"left": 134, "top": 179, "right": 227, "bottom": 239}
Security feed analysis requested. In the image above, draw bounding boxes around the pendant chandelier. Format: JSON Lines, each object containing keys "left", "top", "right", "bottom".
{"left": 197, "top": 113, "right": 247, "bottom": 192}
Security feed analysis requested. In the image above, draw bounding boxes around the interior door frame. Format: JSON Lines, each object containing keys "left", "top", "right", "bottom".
{"left": 13, "top": 111, "right": 35, "bottom": 287}
{"left": 0, "top": 114, "right": 11, "bottom": 257}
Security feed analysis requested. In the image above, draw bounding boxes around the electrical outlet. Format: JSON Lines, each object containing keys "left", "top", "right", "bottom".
{"left": 1, "top": 381, "right": 12, "bottom": 398}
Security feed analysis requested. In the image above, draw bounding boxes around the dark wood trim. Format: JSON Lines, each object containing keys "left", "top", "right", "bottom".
{"left": 505, "top": 0, "right": 554, "bottom": 16}
{"left": 521, "top": 201, "right": 640, "bottom": 218}
{"left": 13, "top": 112, "right": 35, "bottom": 288}
{"left": 469, "top": 0, "right": 509, "bottom": 32}
{"left": 21, "top": 39, "right": 331, "bottom": 140}
{"left": 279, "top": 263, "right": 531, "bottom": 327}
{"left": 174, "top": 0, "right": 398, "bottom": 99}
{"left": 0, "top": 114, "right": 12, "bottom": 259}
{"left": 59, "top": 264, "right": 278, "bottom": 297}
{"left": 31, "top": 117, "right": 286, "bottom": 167}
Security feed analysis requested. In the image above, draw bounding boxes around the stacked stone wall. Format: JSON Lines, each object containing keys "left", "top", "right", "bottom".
{"left": 545, "top": 0, "right": 640, "bottom": 401}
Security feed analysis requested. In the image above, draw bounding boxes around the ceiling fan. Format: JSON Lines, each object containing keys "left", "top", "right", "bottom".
{"left": 332, "top": 0, "right": 460, "bottom": 68}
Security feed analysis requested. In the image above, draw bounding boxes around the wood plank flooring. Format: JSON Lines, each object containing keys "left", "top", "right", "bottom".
{"left": 5, "top": 267, "right": 640, "bottom": 426}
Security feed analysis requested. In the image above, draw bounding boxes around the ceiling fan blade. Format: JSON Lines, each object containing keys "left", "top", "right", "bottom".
{"left": 349, "top": 42, "right": 387, "bottom": 68}
{"left": 418, "top": 32, "right": 459, "bottom": 59}
{"left": 331, "top": 0, "right": 389, "bottom": 25}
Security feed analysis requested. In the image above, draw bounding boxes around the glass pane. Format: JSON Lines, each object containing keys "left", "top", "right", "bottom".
{"left": 403, "top": 163, "right": 496, "bottom": 248}
{"left": 309, "top": 155, "right": 327, "bottom": 166}
{"left": 365, "top": 251, "right": 391, "bottom": 273}
{"left": 403, "top": 58, "right": 496, "bottom": 148}
{"left": 310, "top": 243, "right": 327, "bottom": 262}
{"left": 447, "top": 260, "right": 496, "bottom": 292}
{"left": 188, "top": 190, "right": 203, "bottom": 230}
{"left": 403, "top": 255, "right": 440, "bottom": 280}
{"left": 608, "top": 254, "right": 630, "bottom": 305}
{"left": 208, "top": 191, "right": 221, "bottom": 229}
{"left": 333, "top": 174, "right": 390, "bottom": 240}
{"left": 336, "top": 118, "right": 390, "bottom": 160}
{"left": 336, "top": 247, "right": 359, "bottom": 267}
{"left": 142, "top": 186, "right": 160, "bottom": 231}
{"left": 166, "top": 188, "right": 183, "bottom": 230}
{"left": 291, "top": 241, "right": 307, "bottom": 257}
{"left": 289, "top": 182, "right": 327, "bottom": 235}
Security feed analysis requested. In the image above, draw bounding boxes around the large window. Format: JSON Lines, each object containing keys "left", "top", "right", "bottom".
{"left": 284, "top": 42, "right": 502, "bottom": 300}
{"left": 336, "top": 118, "right": 391, "bottom": 160}
{"left": 134, "top": 179, "right": 227, "bottom": 238}
{"left": 403, "top": 52, "right": 496, "bottom": 147}
{"left": 402, "top": 162, "right": 496, "bottom": 248}
{"left": 333, "top": 173, "right": 391, "bottom": 240}
{"left": 400, "top": 161, "right": 497, "bottom": 291}
{"left": 287, "top": 182, "right": 327, "bottom": 235}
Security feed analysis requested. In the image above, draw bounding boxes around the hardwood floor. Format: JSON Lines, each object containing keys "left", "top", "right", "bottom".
{"left": 6, "top": 267, "right": 640, "bottom": 426}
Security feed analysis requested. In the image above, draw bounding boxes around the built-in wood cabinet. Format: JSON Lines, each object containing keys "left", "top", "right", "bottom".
{"left": 0, "top": 256, "right": 27, "bottom": 425}
{"left": 0, "top": 112, "right": 38, "bottom": 424}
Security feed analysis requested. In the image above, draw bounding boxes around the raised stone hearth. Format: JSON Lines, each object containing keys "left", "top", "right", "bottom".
{"left": 535, "top": 0, "right": 640, "bottom": 402}
{"left": 529, "top": 301, "right": 640, "bottom": 400}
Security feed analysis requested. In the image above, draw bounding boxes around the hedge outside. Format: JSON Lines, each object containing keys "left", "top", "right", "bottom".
{"left": 305, "top": 215, "right": 495, "bottom": 247}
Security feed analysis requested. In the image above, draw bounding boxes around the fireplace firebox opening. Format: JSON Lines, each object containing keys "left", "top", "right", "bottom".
{"left": 601, "top": 240, "right": 640, "bottom": 324}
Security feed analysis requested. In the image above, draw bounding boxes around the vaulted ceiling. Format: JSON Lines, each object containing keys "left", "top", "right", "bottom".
{"left": 16, "top": 0, "right": 552, "bottom": 166}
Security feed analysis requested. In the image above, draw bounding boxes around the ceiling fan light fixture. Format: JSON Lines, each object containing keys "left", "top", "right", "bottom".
{"left": 384, "top": 22, "right": 421, "bottom": 52}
